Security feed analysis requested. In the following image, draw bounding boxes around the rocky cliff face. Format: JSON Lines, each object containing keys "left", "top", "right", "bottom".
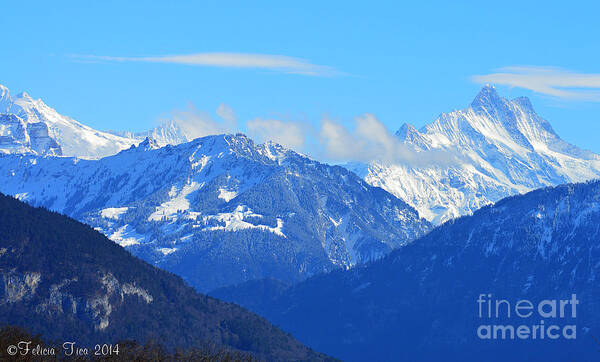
{"left": 0, "top": 113, "right": 62, "bottom": 156}
{"left": 0, "top": 84, "right": 141, "bottom": 159}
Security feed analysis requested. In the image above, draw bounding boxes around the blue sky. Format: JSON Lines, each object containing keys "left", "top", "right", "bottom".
{"left": 2, "top": 1, "right": 600, "bottom": 154}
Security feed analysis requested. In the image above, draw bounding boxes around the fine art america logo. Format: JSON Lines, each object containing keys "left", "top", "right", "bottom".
{"left": 476, "top": 294, "right": 578, "bottom": 340}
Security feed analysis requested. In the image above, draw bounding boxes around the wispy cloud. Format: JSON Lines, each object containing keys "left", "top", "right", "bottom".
{"left": 319, "top": 114, "right": 457, "bottom": 166}
{"left": 167, "top": 103, "right": 455, "bottom": 167}
{"left": 247, "top": 118, "right": 306, "bottom": 149}
{"left": 216, "top": 103, "right": 237, "bottom": 123}
{"left": 74, "top": 52, "right": 338, "bottom": 76}
{"left": 472, "top": 66, "right": 600, "bottom": 101}
{"left": 171, "top": 103, "right": 237, "bottom": 139}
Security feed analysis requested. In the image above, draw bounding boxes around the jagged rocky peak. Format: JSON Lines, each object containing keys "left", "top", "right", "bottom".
{"left": 120, "top": 136, "right": 161, "bottom": 154}
{"left": 231, "top": 133, "right": 259, "bottom": 154}
{"left": 511, "top": 95, "right": 534, "bottom": 111}
{"left": 396, "top": 123, "right": 419, "bottom": 139}
{"left": 354, "top": 85, "right": 600, "bottom": 225}
{"left": 473, "top": 87, "right": 558, "bottom": 140}
{"left": 137, "top": 136, "right": 161, "bottom": 151}
{"left": 395, "top": 122, "right": 430, "bottom": 149}
{"left": 470, "top": 84, "right": 505, "bottom": 109}
{"left": 109, "top": 119, "right": 190, "bottom": 147}
{"left": 470, "top": 86, "right": 543, "bottom": 130}
{"left": 226, "top": 132, "right": 253, "bottom": 145}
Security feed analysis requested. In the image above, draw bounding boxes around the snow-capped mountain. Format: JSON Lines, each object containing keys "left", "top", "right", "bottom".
{"left": 0, "top": 84, "right": 143, "bottom": 159}
{"left": 349, "top": 86, "right": 600, "bottom": 224}
{"left": 243, "top": 180, "right": 600, "bottom": 361}
{"left": 0, "top": 83, "right": 192, "bottom": 159}
{"left": 0, "top": 134, "right": 430, "bottom": 291}
{"left": 107, "top": 119, "right": 189, "bottom": 147}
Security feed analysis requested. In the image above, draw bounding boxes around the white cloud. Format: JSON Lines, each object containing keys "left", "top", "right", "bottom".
{"left": 76, "top": 52, "right": 338, "bottom": 76}
{"left": 246, "top": 118, "right": 306, "bottom": 149}
{"left": 319, "top": 114, "right": 457, "bottom": 166}
{"left": 165, "top": 105, "right": 455, "bottom": 167}
{"left": 472, "top": 66, "right": 600, "bottom": 101}
{"left": 216, "top": 103, "right": 237, "bottom": 123}
{"left": 171, "top": 104, "right": 235, "bottom": 139}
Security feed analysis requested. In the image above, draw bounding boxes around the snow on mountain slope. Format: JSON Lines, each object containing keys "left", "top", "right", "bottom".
{"left": 0, "top": 134, "right": 431, "bottom": 291}
{"left": 349, "top": 86, "right": 600, "bottom": 224}
{"left": 0, "top": 84, "right": 141, "bottom": 158}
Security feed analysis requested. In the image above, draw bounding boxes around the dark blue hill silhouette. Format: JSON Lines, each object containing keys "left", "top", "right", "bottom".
{"left": 0, "top": 192, "right": 330, "bottom": 361}
{"left": 215, "top": 180, "right": 600, "bottom": 361}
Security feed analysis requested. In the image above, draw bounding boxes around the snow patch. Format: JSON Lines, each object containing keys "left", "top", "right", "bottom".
{"left": 329, "top": 216, "right": 342, "bottom": 227}
{"left": 14, "top": 192, "right": 28, "bottom": 201}
{"left": 108, "top": 225, "right": 144, "bottom": 247}
{"left": 157, "top": 247, "right": 178, "bottom": 255}
{"left": 204, "top": 205, "right": 286, "bottom": 237}
{"left": 148, "top": 181, "right": 203, "bottom": 221}
{"left": 100, "top": 207, "right": 129, "bottom": 220}
{"left": 218, "top": 188, "right": 238, "bottom": 202}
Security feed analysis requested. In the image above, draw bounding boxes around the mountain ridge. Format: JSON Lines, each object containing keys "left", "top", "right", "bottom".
{"left": 0, "top": 133, "right": 431, "bottom": 291}
{"left": 351, "top": 85, "right": 600, "bottom": 224}
{"left": 0, "top": 83, "right": 190, "bottom": 159}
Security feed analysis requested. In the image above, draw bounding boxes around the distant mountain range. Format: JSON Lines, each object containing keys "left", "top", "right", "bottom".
{"left": 0, "top": 133, "right": 430, "bottom": 292}
{"left": 348, "top": 86, "right": 600, "bottom": 224}
{"left": 0, "top": 192, "right": 328, "bottom": 361}
{"left": 106, "top": 119, "right": 189, "bottom": 147}
{"left": 3, "top": 82, "right": 600, "bottom": 227}
{"left": 215, "top": 180, "right": 600, "bottom": 361}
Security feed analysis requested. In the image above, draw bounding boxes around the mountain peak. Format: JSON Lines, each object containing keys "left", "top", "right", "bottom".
{"left": 396, "top": 123, "right": 418, "bottom": 139}
{"left": 512, "top": 96, "right": 534, "bottom": 112}
{"left": 138, "top": 137, "right": 160, "bottom": 151}
{"left": 394, "top": 123, "right": 432, "bottom": 150}
{"left": 470, "top": 84, "right": 503, "bottom": 109}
